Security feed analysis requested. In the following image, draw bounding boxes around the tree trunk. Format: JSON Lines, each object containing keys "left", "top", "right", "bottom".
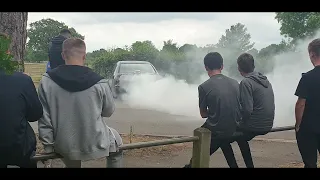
{"left": 0, "top": 12, "right": 28, "bottom": 71}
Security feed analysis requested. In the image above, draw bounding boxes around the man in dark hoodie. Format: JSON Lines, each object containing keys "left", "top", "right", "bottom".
{"left": 0, "top": 33, "right": 43, "bottom": 168}
{"left": 48, "top": 29, "right": 72, "bottom": 70}
{"left": 38, "top": 38, "right": 123, "bottom": 167}
{"left": 235, "top": 53, "right": 275, "bottom": 168}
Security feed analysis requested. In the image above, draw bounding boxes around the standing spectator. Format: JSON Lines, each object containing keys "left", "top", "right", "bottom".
{"left": 0, "top": 33, "right": 43, "bottom": 168}
{"left": 48, "top": 29, "right": 71, "bottom": 70}
{"left": 184, "top": 52, "right": 241, "bottom": 168}
{"left": 38, "top": 38, "right": 123, "bottom": 168}
{"left": 235, "top": 53, "right": 275, "bottom": 168}
{"left": 295, "top": 38, "right": 320, "bottom": 168}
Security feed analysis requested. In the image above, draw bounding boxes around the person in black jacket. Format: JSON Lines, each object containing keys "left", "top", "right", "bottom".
{"left": 0, "top": 70, "right": 43, "bottom": 168}
{"left": 48, "top": 29, "right": 72, "bottom": 69}
{"left": 235, "top": 53, "right": 275, "bottom": 168}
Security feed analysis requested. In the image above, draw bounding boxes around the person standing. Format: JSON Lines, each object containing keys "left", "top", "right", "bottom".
{"left": 38, "top": 38, "right": 123, "bottom": 168}
{"left": 235, "top": 53, "right": 275, "bottom": 168}
{"left": 48, "top": 29, "right": 72, "bottom": 70}
{"left": 0, "top": 33, "right": 43, "bottom": 168}
{"left": 184, "top": 52, "right": 241, "bottom": 168}
{"left": 295, "top": 38, "right": 320, "bottom": 168}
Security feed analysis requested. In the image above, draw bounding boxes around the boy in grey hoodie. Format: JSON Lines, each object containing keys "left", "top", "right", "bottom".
{"left": 38, "top": 38, "right": 123, "bottom": 168}
{"left": 235, "top": 53, "right": 275, "bottom": 168}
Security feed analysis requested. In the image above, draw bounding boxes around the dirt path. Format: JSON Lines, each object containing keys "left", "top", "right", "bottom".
{"left": 36, "top": 134, "right": 304, "bottom": 168}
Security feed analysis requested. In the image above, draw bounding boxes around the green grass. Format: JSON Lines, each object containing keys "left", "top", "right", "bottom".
{"left": 25, "top": 63, "right": 46, "bottom": 88}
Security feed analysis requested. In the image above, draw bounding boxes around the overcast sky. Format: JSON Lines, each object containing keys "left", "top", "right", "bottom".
{"left": 28, "top": 12, "right": 283, "bottom": 52}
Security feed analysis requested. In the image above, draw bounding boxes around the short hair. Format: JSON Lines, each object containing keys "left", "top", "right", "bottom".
{"left": 62, "top": 38, "right": 86, "bottom": 60}
{"left": 308, "top": 38, "right": 320, "bottom": 57}
{"left": 60, "top": 29, "right": 71, "bottom": 35}
{"left": 203, "top": 52, "right": 223, "bottom": 70}
{"left": 237, "top": 53, "right": 255, "bottom": 73}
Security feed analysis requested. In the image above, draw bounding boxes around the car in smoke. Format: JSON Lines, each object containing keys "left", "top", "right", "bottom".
{"left": 109, "top": 61, "right": 160, "bottom": 99}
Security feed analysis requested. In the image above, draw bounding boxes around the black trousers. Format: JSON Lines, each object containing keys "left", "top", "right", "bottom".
{"left": 0, "top": 150, "right": 37, "bottom": 168}
{"left": 233, "top": 130, "right": 268, "bottom": 168}
{"left": 185, "top": 124, "right": 238, "bottom": 168}
{"left": 296, "top": 129, "right": 320, "bottom": 168}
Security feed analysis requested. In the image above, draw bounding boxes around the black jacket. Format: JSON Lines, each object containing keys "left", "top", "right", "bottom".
{"left": 0, "top": 70, "right": 43, "bottom": 163}
{"left": 48, "top": 35, "right": 67, "bottom": 69}
{"left": 239, "top": 71, "right": 275, "bottom": 132}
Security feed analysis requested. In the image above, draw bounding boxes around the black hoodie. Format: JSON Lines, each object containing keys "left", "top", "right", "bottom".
{"left": 239, "top": 71, "right": 275, "bottom": 132}
{"left": 47, "top": 65, "right": 104, "bottom": 92}
{"left": 48, "top": 35, "right": 67, "bottom": 70}
{"left": 0, "top": 70, "right": 43, "bottom": 164}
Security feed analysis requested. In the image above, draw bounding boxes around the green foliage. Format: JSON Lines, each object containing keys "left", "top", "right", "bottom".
{"left": 275, "top": 12, "right": 320, "bottom": 42}
{"left": 26, "top": 18, "right": 84, "bottom": 62}
{"left": 90, "top": 23, "right": 294, "bottom": 82}
{"left": 0, "top": 33, "right": 18, "bottom": 74}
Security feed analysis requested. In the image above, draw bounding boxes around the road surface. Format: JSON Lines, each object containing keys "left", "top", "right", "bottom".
{"left": 31, "top": 101, "right": 296, "bottom": 140}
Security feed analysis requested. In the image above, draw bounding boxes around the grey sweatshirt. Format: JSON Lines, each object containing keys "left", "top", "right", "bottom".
{"left": 38, "top": 65, "right": 122, "bottom": 161}
{"left": 239, "top": 71, "right": 275, "bottom": 132}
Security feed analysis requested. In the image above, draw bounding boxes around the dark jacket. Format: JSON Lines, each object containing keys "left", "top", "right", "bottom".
{"left": 48, "top": 35, "right": 67, "bottom": 70}
{"left": 0, "top": 70, "right": 43, "bottom": 164}
{"left": 239, "top": 71, "right": 275, "bottom": 132}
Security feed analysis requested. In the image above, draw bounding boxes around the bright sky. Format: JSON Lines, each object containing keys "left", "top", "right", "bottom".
{"left": 28, "top": 12, "right": 283, "bottom": 52}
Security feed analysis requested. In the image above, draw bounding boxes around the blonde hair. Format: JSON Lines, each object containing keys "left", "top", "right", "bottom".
{"left": 62, "top": 38, "right": 86, "bottom": 60}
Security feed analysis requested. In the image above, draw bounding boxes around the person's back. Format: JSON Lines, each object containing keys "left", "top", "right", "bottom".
{"left": 38, "top": 38, "right": 122, "bottom": 166}
{"left": 296, "top": 69, "right": 320, "bottom": 133}
{"left": 239, "top": 72, "right": 275, "bottom": 131}
{"left": 200, "top": 74, "right": 240, "bottom": 136}
{"left": 294, "top": 39, "right": 320, "bottom": 168}
{"left": 48, "top": 29, "right": 71, "bottom": 69}
{"left": 184, "top": 52, "right": 240, "bottom": 168}
{"left": 0, "top": 71, "right": 43, "bottom": 167}
{"left": 235, "top": 53, "right": 275, "bottom": 168}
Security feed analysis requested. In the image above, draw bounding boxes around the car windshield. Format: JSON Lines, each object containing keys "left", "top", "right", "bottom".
{"left": 119, "top": 63, "right": 155, "bottom": 74}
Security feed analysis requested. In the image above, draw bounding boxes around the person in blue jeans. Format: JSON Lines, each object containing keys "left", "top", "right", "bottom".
{"left": 46, "top": 61, "right": 51, "bottom": 72}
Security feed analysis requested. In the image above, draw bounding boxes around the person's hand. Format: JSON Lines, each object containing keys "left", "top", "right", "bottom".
{"left": 295, "top": 123, "right": 300, "bottom": 132}
{"left": 42, "top": 159, "right": 52, "bottom": 168}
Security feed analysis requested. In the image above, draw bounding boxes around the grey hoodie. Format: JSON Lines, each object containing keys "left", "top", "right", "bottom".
{"left": 239, "top": 71, "right": 275, "bottom": 132}
{"left": 38, "top": 65, "right": 122, "bottom": 161}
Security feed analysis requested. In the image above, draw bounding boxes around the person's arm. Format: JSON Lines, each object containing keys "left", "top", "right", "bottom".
{"left": 37, "top": 80, "right": 54, "bottom": 153}
{"left": 198, "top": 85, "right": 208, "bottom": 118}
{"left": 22, "top": 75, "right": 43, "bottom": 122}
{"left": 239, "top": 80, "right": 253, "bottom": 124}
{"left": 101, "top": 81, "right": 115, "bottom": 117}
{"left": 294, "top": 76, "right": 308, "bottom": 132}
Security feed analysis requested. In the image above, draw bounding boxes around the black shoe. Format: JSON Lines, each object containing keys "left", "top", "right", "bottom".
{"left": 183, "top": 164, "right": 191, "bottom": 168}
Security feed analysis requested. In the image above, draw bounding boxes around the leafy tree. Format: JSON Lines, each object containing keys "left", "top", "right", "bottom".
{"left": 130, "top": 41, "right": 159, "bottom": 62}
{"left": 217, "top": 23, "right": 255, "bottom": 52}
{"left": 216, "top": 23, "right": 255, "bottom": 77}
{"left": 0, "top": 33, "right": 18, "bottom": 74}
{"left": 275, "top": 12, "right": 320, "bottom": 42}
{"left": 27, "top": 18, "right": 84, "bottom": 62}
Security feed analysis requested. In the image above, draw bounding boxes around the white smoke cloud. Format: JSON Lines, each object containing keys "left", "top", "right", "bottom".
{"left": 121, "top": 32, "right": 319, "bottom": 127}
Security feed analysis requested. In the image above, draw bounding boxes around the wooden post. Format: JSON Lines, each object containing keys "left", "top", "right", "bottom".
{"left": 130, "top": 125, "right": 133, "bottom": 143}
{"left": 191, "top": 127, "right": 211, "bottom": 168}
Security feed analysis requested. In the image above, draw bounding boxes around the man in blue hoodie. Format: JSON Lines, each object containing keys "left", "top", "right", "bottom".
{"left": 235, "top": 53, "right": 275, "bottom": 168}
{"left": 48, "top": 29, "right": 71, "bottom": 70}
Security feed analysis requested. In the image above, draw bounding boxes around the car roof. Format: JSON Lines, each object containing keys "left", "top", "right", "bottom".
{"left": 118, "top": 61, "right": 151, "bottom": 64}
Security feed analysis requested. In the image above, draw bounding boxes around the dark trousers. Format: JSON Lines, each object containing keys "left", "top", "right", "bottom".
{"left": 185, "top": 124, "right": 238, "bottom": 168}
{"left": 0, "top": 151, "right": 37, "bottom": 168}
{"left": 296, "top": 130, "right": 320, "bottom": 168}
{"left": 234, "top": 129, "right": 268, "bottom": 168}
